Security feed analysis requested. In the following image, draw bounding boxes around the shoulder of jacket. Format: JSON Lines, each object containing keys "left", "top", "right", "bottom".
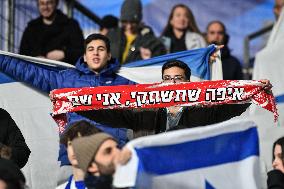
{"left": 0, "top": 108, "right": 10, "bottom": 119}
{"left": 186, "top": 31, "right": 205, "bottom": 40}
{"left": 139, "top": 25, "right": 154, "bottom": 36}
{"left": 27, "top": 17, "right": 42, "bottom": 27}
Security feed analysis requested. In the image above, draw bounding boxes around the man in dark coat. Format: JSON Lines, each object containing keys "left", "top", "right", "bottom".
{"left": 0, "top": 108, "right": 30, "bottom": 168}
{"left": 206, "top": 21, "right": 243, "bottom": 80}
{"left": 77, "top": 60, "right": 271, "bottom": 138}
{"left": 107, "top": 0, "right": 166, "bottom": 64}
{"left": 19, "top": 0, "right": 84, "bottom": 65}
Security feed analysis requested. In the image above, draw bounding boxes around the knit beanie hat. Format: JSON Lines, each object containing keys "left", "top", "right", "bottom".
{"left": 120, "top": 0, "right": 142, "bottom": 22}
{"left": 101, "top": 15, "right": 119, "bottom": 29}
{"left": 72, "top": 133, "right": 115, "bottom": 173}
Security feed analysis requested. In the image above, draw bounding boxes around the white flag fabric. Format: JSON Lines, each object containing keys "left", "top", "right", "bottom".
{"left": 113, "top": 120, "right": 261, "bottom": 189}
{"left": 250, "top": 8, "right": 284, "bottom": 172}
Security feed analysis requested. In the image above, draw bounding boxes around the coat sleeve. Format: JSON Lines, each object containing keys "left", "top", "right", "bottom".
{"left": 0, "top": 54, "right": 65, "bottom": 92}
{"left": 211, "top": 103, "right": 251, "bottom": 123}
{"left": 77, "top": 109, "right": 156, "bottom": 131}
{"left": 5, "top": 113, "right": 31, "bottom": 168}
{"left": 77, "top": 109, "right": 138, "bottom": 130}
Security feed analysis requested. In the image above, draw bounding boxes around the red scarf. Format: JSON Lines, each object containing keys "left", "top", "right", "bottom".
{"left": 50, "top": 80, "right": 278, "bottom": 133}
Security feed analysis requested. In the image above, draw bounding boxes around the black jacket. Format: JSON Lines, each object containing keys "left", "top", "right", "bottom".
{"left": 19, "top": 10, "right": 84, "bottom": 65}
{"left": 0, "top": 108, "right": 30, "bottom": 168}
{"left": 267, "top": 169, "right": 284, "bottom": 189}
{"left": 221, "top": 47, "right": 243, "bottom": 80}
{"left": 78, "top": 104, "right": 250, "bottom": 138}
{"left": 107, "top": 25, "right": 166, "bottom": 64}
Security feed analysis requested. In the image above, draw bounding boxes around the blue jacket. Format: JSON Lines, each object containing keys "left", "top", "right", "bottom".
{"left": 0, "top": 55, "right": 135, "bottom": 165}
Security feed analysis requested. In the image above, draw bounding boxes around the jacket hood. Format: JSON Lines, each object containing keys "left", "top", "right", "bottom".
{"left": 75, "top": 57, "right": 120, "bottom": 76}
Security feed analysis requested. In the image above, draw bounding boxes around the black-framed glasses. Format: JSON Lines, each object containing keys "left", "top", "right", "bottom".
{"left": 163, "top": 75, "right": 185, "bottom": 83}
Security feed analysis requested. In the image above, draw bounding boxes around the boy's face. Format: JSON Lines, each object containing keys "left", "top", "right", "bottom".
{"left": 67, "top": 141, "right": 78, "bottom": 166}
{"left": 84, "top": 39, "right": 111, "bottom": 74}
{"left": 90, "top": 139, "right": 119, "bottom": 175}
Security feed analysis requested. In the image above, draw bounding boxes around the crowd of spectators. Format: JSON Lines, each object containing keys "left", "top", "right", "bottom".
{"left": 0, "top": 0, "right": 283, "bottom": 188}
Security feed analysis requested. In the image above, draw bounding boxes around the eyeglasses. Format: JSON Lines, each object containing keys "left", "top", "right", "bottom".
{"left": 163, "top": 75, "right": 185, "bottom": 83}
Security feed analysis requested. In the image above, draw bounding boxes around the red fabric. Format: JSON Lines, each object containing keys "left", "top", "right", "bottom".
{"left": 50, "top": 80, "right": 278, "bottom": 133}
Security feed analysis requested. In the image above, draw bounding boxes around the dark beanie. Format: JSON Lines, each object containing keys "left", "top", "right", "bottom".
{"left": 101, "top": 15, "right": 119, "bottom": 29}
{"left": 72, "top": 133, "right": 115, "bottom": 173}
{"left": 120, "top": 0, "right": 142, "bottom": 22}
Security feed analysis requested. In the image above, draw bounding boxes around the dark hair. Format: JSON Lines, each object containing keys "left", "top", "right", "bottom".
{"left": 162, "top": 4, "right": 202, "bottom": 36}
{"left": 162, "top": 60, "right": 191, "bottom": 80}
{"left": 84, "top": 33, "right": 111, "bottom": 53}
{"left": 272, "top": 136, "right": 284, "bottom": 163}
{"left": 60, "top": 120, "right": 102, "bottom": 146}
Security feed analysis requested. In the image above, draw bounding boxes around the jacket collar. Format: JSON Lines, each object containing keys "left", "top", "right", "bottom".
{"left": 75, "top": 57, "right": 120, "bottom": 77}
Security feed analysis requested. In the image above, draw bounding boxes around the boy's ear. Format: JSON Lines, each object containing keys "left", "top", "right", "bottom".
{"left": 107, "top": 53, "right": 111, "bottom": 61}
{"left": 83, "top": 54, "right": 86, "bottom": 62}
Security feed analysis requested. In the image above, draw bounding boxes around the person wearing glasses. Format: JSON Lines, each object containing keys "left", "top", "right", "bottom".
{"left": 78, "top": 60, "right": 271, "bottom": 138}
{"left": 206, "top": 21, "right": 243, "bottom": 80}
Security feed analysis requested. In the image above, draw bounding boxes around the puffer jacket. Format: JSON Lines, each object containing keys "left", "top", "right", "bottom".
{"left": 0, "top": 55, "right": 135, "bottom": 165}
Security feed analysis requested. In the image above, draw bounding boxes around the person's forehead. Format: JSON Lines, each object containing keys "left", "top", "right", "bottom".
{"left": 163, "top": 66, "right": 185, "bottom": 75}
{"left": 208, "top": 23, "right": 223, "bottom": 31}
{"left": 275, "top": 144, "right": 283, "bottom": 153}
{"left": 87, "top": 40, "right": 106, "bottom": 48}
{"left": 98, "top": 139, "right": 117, "bottom": 151}
{"left": 38, "top": 0, "right": 55, "bottom": 3}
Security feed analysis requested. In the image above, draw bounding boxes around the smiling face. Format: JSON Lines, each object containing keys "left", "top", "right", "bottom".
{"left": 83, "top": 39, "right": 111, "bottom": 74}
{"left": 38, "top": 0, "right": 57, "bottom": 19}
{"left": 272, "top": 144, "right": 284, "bottom": 173}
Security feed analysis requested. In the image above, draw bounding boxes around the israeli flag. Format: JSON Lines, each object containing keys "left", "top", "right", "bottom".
{"left": 113, "top": 120, "right": 261, "bottom": 189}
{"left": 118, "top": 45, "right": 222, "bottom": 83}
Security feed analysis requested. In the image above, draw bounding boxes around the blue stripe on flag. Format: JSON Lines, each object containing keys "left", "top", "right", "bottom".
{"left": 0, "top": 72, "right": 16, "bottom": 84}
{"left": 276, "top": 94, "right": 284, "bottom": 103}
{"left": 135, "top": 127, "right": 259, "bottom": 175}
